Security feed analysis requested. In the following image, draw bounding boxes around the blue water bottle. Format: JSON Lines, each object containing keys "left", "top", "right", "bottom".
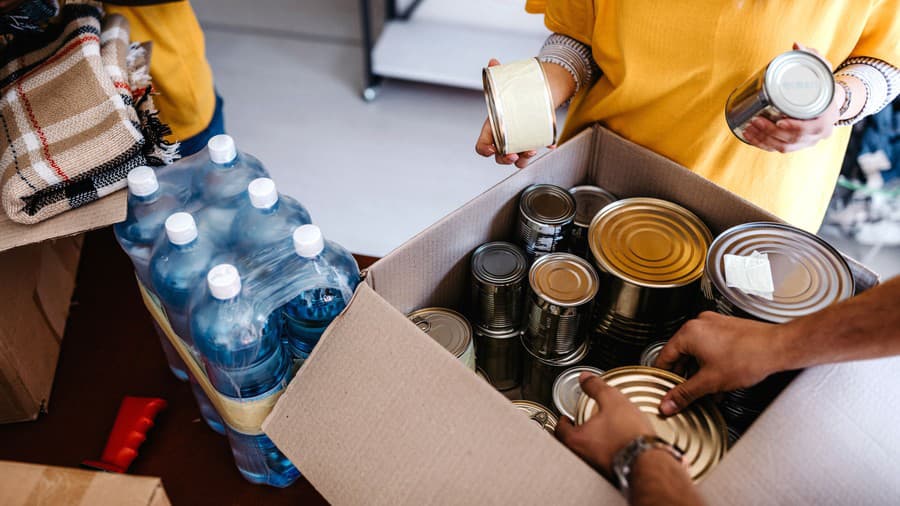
{"left": 231, "top": 178, "right": 312, "bottom": 253}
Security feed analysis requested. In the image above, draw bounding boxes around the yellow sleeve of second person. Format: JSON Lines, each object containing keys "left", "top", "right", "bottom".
{"left": 105, "top": 2, "right": 216, "bottom": 142}
{"left": 525, "top": 0, "right": 594, "bottom": 46}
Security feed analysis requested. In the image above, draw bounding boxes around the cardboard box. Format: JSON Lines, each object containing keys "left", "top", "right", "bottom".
{"left": 0, "top": 460, "right": 169, "bottom": 506}
{"left": 263, "top": 126, "right": 899, "bottom": 505}
{"left": 0, "top": 193, "right": 125, "bottom": 423}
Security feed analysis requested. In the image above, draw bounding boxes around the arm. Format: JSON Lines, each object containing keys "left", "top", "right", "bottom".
{"left": 656, "top": 276, "right": 900, "bottom": 415}
{"left": 556, "top": 373, "right": 705, "bottom": 506}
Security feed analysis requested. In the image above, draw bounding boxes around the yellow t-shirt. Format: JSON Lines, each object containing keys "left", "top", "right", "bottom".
{"left": 526, "top": 0, "right": 900, "bottom": 232}
{"left": 105, "top": 2, "right": 215, "bottom": 142}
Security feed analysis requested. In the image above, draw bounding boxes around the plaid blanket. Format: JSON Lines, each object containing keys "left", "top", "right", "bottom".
{"left": 0, "top": 1, "right": 177, "bottom": 224}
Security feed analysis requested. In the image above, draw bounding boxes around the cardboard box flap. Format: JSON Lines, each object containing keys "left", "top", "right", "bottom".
{"left": 264, "top": 283, "right": 619, "bottom": 506}
{"left": 0, "top": 461, "right": 170, "bottom": 506}
{"left": 699, "top": 356, "right": 900, "bottom": 505}
{"left": 0, "top": 190, "right": 125, "bottom": 253}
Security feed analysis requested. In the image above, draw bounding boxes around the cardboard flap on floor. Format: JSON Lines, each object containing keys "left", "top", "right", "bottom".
{"left": 263, "top": 282, "right": 619, "bottom": 506}
{"left": 264, "top": 125, "right": 882, "bottom": 505}
{"left": 0, "top": 190, "right": 125, "bottom": 253}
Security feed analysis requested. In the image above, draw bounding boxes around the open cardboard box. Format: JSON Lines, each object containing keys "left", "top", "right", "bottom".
{"left": 263, "top": 125, "right": 900, "bottom": 505}
{"left": 0, "top": 192, "right": 125, "bottom": 423}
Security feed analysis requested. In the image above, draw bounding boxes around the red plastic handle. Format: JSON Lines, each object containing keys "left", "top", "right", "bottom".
{"left": 82, "top": 396, "right": 167, "bottom": 473}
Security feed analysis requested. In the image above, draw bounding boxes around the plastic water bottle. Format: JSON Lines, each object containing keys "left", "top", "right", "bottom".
{"left": 191, "top": 264, "right": 299, "bottom": 487}
{"left": 149, "top": 212, "right": 226, "bottom": 435}
{"left": 192, "top": 135, "right": 268, "bottom": 246}
{"left": 231, "top": 178, "right": 312, "bottom": 253}
{"left": 114, "top": 167, "right": 190, "bottom": 381}
{"left": 280, "top": 225, "right": 360, "bottom": 360}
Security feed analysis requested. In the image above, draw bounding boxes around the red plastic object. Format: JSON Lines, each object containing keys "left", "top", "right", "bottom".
{"left": 82, "top": 396, "right": 167, "bottom": 473}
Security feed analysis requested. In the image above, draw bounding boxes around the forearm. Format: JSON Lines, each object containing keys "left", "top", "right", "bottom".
{"left": 538, "top": 33, "right": 596, "bottom": 107}
{"left": 629, "top": 449, "right": 705, "bottom": 506}
{"left": 774, "top": 276, "right": 900, "bottom": 372}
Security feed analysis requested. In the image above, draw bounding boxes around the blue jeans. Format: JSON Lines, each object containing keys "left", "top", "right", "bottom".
{"left": 178, "top": 93, "right": 225, "bottom": 157}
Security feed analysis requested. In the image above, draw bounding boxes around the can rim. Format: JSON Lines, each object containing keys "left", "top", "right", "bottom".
{"left": 407, "top": 307, "right": 473, "bottom": 358}
{"left": 512, "top": 399, "right": 559, "bottom": 433}
{"left": 569, "top": 185, "right": 618, "bottom": 227}
{"left": 639, "top": 341, "right": 669, "bottom": 367}
{"left": 552, "top": 365, "right": 605, "bottom": 420}
{"left": 765, "top": 50, "right": 835, "bottom": 120}
{"left": 482, "top": 66, "right": 508, "bottom": 155}
{"left": 519, "top": 184, "right": 577, "bottom": 227}
{"left": 521, "top": 333, "right": 590, "bottom": 366}
{"left": 528, "top": 252, "right": 599, "bottom": 307}
{"left": 473, "top": 324, "right": 523, "bottom": 339}
{"left": 471, "top": 241, "right": 528, "bottom": 286}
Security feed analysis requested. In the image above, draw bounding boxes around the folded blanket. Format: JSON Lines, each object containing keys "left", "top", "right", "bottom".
{"left": 0, "top": 0, "right": 177, "bottom": 224}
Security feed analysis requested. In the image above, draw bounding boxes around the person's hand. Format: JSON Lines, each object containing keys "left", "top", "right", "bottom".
{"left": 742, "top": 42, "right": 843, "bottom": 154}
{"left": 654, "top": 311, "right": 787, "bottom": 415}
{"left": 555, "top": 372, "right": 655, "bottom": 475}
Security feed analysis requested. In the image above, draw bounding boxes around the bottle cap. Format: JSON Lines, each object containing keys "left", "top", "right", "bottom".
{"left": 164, "top": 212, "right": 198, "bottom": 245}
{"left": 293, "top": 224, "right": 324, "bottom": 258}
{"left": 208, "top": 134, "right": 237, "bottom": 164}
{"left": 207, "top": 264, "right": 242, "bottom": 300}
{"left": 126, "top": 166, "right": 159, "bottom": 197}
{"left": 248, "top": 178, "right": 278, "bottom": 209}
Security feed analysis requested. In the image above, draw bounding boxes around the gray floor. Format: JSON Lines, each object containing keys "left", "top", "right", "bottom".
{"left": 192, "top": 1, "right": 900, "bottom": 278}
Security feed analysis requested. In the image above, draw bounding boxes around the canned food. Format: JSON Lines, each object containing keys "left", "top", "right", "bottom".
{"left": 552, "top": 365, "right": 604, "bottom": 420}
{"left": 470, "top": 241, "right": 528, "bottom": 330}
{"left": 575, "top": 366, "right": 727, "bottom": 482}
{"left": 476, "top": 367, "right": 492, "bottom": 384}
{"left": 474, "top": 325, "right": 522, "bottom": 391}
{"left": 408, "top": 308, "right": 476, "bottom": 371}
{"left": 588, "top": 198, "right": 712, "bottom": 369}
{"left": 568, "top": 185, "right": 617, "bottom": 258}
{"left": 639, "top": 341, "right": 668, "bottom": 368}
{"left": 483, "top": 58, "right": 557, "bottom": 155}
{"left": 518, "top": 184, "right": 576, "bottom": 261}
{"left": 524, "top": 253, "right": 599, "bottom": 359}
{"left": 726, "top": 50, "right": 834, "bottom": 143}
{"left": 512, "top": 400, "right": 558, "bottom": 435}
{"left": 703, "top": 222, "right": 854, "bottom": 323}
{"left": 521, "top": 336, "right": 590, "bottom": 408}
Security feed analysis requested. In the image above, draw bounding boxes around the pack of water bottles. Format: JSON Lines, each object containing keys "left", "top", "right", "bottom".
{"left": 113, "top": 135, "right": 360, "bottom": 488}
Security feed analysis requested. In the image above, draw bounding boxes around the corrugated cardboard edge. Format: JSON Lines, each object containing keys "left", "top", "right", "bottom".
{"left": 0, "top": 461, "right": 171, "bottom": 506}
{"left": 263, "top": 283, "right": 621, "bottom": 506}
{"left": 0, "top": 190, "right": 125, "bottom": 253}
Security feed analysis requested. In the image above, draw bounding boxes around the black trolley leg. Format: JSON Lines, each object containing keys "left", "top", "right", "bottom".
{"left": 359, "top": 0, "right": 383, "bottom": 101}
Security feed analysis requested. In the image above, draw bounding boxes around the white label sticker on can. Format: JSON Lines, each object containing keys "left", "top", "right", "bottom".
{"left": 724, "top": 251, "right": 775, "bottom": 300}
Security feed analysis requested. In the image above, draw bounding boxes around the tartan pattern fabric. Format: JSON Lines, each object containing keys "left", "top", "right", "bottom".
{"left": 0, "top": 1, "right": 177, "bottom": 224}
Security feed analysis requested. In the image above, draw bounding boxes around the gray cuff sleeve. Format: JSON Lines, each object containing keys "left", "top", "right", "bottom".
{"left": 537, "top": 33, "right": 597, "bottom": 98}
{"left": 834, "top": 57, "right": 900, "bottom": 126}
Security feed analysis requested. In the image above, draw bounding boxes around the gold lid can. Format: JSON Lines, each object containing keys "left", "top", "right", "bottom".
{"left": 529, "top": 252, "right": 599, "bottom": 307}
{"left": 588, "top": 198, "right": 712, "bottom": 287}
{"left": 512, "top": 400, "right": 558, "bottom": 434}
{"left": 575, "top": 366, "right": 727, "bottom": 482}
{"left": 408, "top": 307, "right": 474, "bottom": 360}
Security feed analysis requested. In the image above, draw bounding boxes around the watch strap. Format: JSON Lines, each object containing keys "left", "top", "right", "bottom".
{"left": 612, "top": 435, "right": 685, "bottom": 497}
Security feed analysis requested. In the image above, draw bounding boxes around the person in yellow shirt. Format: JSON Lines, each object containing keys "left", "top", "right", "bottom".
{"left": 476, "top": 1, "right": 900, "bottom": 232}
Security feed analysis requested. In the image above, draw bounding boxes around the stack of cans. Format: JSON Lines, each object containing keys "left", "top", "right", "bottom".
{"left": 470, "top": 242, "right": 529, "bottom": 390}
{"left": 520, "top": 253, "right": 599, "bottom": 407}
{"left": 587, "top": 198, "right": 713, "bottom": 370}
{"left": 568, "top": 185, "right": 617, "bottom": 259}
{"left": 702, "top": 222, "right": 854, "bottom": 437}
{"left": 516, "top": 184, "right": 576, "bottom": 261}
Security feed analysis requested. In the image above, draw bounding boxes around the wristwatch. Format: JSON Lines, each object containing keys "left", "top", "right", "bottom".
{"left": 612, "top": 435, "right": 685, "bottom": 497}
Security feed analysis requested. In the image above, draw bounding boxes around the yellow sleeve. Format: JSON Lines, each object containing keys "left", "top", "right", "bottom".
{"left": 850, "top": 0, "right": 900, "bottom": 65}
{"left": 525, "top": 0, "right": 595, "bottom": 47}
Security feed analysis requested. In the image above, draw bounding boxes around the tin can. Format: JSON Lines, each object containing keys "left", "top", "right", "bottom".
{"left": 483, "top": 58, "right": 557, "bottom": 155}
{"left": 587, "top": 198, "right": 712, "bottom": 369}
{"left": 517, "top": 184, "right": 576, "bottom": 261}
{"left": 639, "top": 341, "right": 668, "bottom": 368}
{"left": 568, "top": 185, "right": 617, "bottom": 259}
{"left": 552, "top": 365, "right": 604, "bottom": 420}
{"left": 512, "top": 400, "right": 558, "bottom": 435}
{"left": 474, "top": 325, "right": 522, "bottom": 391}
{"left": 575, "top": 366, "right": 727, "bottom": 482}
{"left": 408, "top": 308, "right": 476, "bottom": 371}
{"left": 726, "top": 50, "right": 834, "bottom": 144}
{"left": 470, "top": 241, "right": 528, "bottom": 330}
{"left": 521, "top": 336, "right": 590, "bottom": 408}
{"left": 523, "top": 253, "right": 599, "bottom": 359}
{"left": 476, "top": 367, "right": 492, "bottom": 384}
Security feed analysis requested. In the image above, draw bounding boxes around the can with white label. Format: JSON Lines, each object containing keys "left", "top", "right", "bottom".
{"left": 483, "top": 58, "right": 557, "bottom": 155}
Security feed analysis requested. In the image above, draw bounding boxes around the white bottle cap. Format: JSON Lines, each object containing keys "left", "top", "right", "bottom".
{"left": 248, "top": 178, "right": 278, "bottom": 209}
{"left": 126, "top": 166, "right": 159, "bottom": 197}
{"left": 207, "top": 263, "right": 242, "bottom": 300}
{"left": 208, "top": 134, "right": 237, "bottom": 164}
{"left": 165, "top": 212, "right": 198, "bottom": 245}
{"left": 293, "top": 224, "right": 324, "bottom": 258}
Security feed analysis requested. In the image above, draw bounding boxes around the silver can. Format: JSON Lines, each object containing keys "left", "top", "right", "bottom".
{"left": 517, "top": 184, "right": 576, "bottom": 261}
{"left": 521, "top": 336, "right": 590, "bottom": 408}
{"left": 523, "top": 253, "right": 599, "bottom": 359}
{"left": 474, "top": 325, "right": 522, "bottom": 391}
{"left": 552, "top": 365, "right": 604, "bottom": 420}
{"left": 470, "top": 241, "right": 528, "bottom": 330}
{"left": 407, "top": 308, "right": 476, "bottom": 371}
{"left": 639, "top": 341, "right": 668, "bottom": 368}
{"left": 568, "top": 185, "right": 617, "bottom": 258}
{"left": 512, "top": 400, "right": 559, "bottom": 435}
{"left": 726, "top": 50, "right": 834, "bottom": 144}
